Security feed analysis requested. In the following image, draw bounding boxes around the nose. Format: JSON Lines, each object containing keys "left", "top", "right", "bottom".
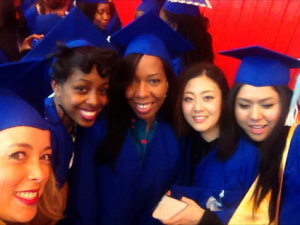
{"left": 250, "top": 105, "right": 262, "bottom": 121}
{"left": 136, "top": 82, "right": 149, "bottom": 98}
{"left": 86, "top": 91, "right": 100, "bottom": 107}
{"left": 103, "top": 12, "right": 109, "bottom": 20}
{"left": 27, "top": 158, "right": 46, "bottom": 183}
{"left": 193, "top": 98, "right": 204, "bottom": 112}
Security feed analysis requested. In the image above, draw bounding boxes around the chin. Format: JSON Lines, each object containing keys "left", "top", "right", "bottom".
{"left": 9, "top": 208, "right": 37, "bottom": 223}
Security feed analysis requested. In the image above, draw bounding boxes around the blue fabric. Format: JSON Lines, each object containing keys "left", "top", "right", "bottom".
{"left": 35, "top": 14, "right": 63, "bottom": 35}
{"left": 163, "top": 1, "right": 200, "bottom": 16}
{"left": 110, "top": 11, "right": 194, "bottom": 63}
{"left": 171, "top": 137, "right": 260, "bottom": 224}
{"left": 106, "top": 11, "right": 122, "bottom": 36}
{"left": 279, "top": 125, "right": 300, "bottom": 224}
{"left": 0, "top": 92, "right": 49, "bottom": 131}
{"left": 128, "top": 117, "right": 158, "bottom": 162}
{"left": 219, "top": 45, "right": 300, "bottom": 87}
{"left": 137, "top": 1, "right": 161, "bottom": 15}
{"left": 171, "top": 57, "right": 185, "bottom": 77}
{"left": 63, "top": 116, "right": 181, "bottom": 225}
{"left": 25, "top": 6, "right": 39, "bottom": 34}
{"left": 44, "top": 97, "right": 74, "bottom": 188}
{"left": 0, "top": 50, "right": 10, "bottom": 64}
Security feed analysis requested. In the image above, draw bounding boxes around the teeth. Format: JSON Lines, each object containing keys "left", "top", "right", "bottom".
{"left": 251, "top": 125, "right": 265, "bottom": 129}
{"left": 194, "top": 116, "right": 206, "bottom": 119}
{"left": 16, "top": 191, "right": 37, "bottom": 200}
{"left": 80, "top": 110, "right": 96, "bottom": 116}
{"left": 136, "top": 103, "right": 151, "bottom": 109}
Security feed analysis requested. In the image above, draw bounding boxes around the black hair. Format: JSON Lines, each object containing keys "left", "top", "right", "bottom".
{"left": 78, "top": 2, "right": 115, "bottom": 22}
{"left": 50, "top": 44, "right": 120, "bottom": 84}
{"left": 95, "top": 53, "right": 178, "bottom": 167}
{"left": 37, "top": 0, "right": 68, "bottom": 14}
{"left": 174, "top": 62, "right": 229, "bottom": 136}
{"left": 161, "top": 8, "right": 214, "bottom": 69}
{"left": 217, "top": 83, "right": 292, "bottom": 222}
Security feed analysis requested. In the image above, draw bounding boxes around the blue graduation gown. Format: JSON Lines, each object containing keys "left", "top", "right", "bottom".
{"left": 279, "top": 125, "right": 300, "bottom": 224}
{"left": 25, "top": 6, "right": 39, "bottom": 34}
{"left": 64, "top": 117, "right": 181, "bottom": 225}
{"left": 171, "top": 137, "right": 260, "bottom": 224}
{"left": 45, "top": 97, "right": 73, "bottom": 188}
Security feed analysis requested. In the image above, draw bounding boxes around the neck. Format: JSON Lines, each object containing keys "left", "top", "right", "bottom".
{"left": 146, "top": 118, "right": 155, "bottom": 134}
{"left": 53, "top": 96, "right": 75, "bottom": 132}
{"left": 200, "top": 126, "right": 219, "bottom": 142}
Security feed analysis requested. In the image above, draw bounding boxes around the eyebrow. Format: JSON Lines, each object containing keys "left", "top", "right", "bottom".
{"left": 147, "top": 73, "right": 164, "bottom": 78}
{"left": 236, "top": 97, "right": 275, "bottom": 103}
{"left": 184, "top": 90, "right": 215, "bottom": 95}
{"left": 9, "top": 143, "right": 52, "bottom": 151}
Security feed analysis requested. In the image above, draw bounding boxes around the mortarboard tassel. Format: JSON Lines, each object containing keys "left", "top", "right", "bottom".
{"left": 285, "top": 73, "right": 300, "bottom": 126}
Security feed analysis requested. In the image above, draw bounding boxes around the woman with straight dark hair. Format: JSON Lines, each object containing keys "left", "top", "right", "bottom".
{"left": 218, "top": 46, "right": 300, "bottom": 225}
{"left": 63, "top": 12, "right": 193, "bottom": 225}
{"left": 159, "top": 1, "right": 214, "bottom": 76}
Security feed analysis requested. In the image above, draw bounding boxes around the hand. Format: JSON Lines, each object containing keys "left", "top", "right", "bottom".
{"left": 19, "top": 34, "right": 44, "bottom": 52}
{"left": 161, "top": 197, "right": 205, "bottom": 225}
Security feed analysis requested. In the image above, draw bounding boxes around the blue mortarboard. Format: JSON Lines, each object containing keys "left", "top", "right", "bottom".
{"left": 0, "top": 59, "right": 52, "bottom": 115}
{"left": 137, "top": 0, "right": 161, "bottom": 15}
{"left": 22, "top": 7, "right": 112, "bottom": 60}
{"left": 110, "top": 11, "right": 194, "bottom": 63}
{"left": 219, "top": 45, "right": 300, "bottom": 87}
{"left": 0, "top": 92, "right": 49, "bottom": 131}
{"left": 35, "top": 13, "right": 63, "bottom": 35}
{"left": 163, "top": 0, "right": 212, "bottom": 16}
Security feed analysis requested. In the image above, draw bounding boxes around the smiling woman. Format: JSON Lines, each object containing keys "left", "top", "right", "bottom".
{"left": 0, "top": 93, "right": 63, "bottom": 224}
{"left": 46, "top": 43, "right": 119, "bottom": 188}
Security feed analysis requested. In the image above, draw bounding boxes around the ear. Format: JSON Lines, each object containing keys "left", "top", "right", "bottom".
{"left": 51, "top": 80, "right": 61, "bottom": 97}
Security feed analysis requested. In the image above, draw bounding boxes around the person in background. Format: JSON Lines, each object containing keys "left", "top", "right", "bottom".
{"left": 78, "top": 0, "right": 121, "bottom": 37}
{"left": 25, "top": 0, "right": 71, "bottom": 34}
{"left": 135, "top": 0, "right": 162, "bottom": 19}
{"left": 62, "top": 11, "right": 193, "bottom": 225}
{"left": 160, "top": 0, "right": 214, "bottom": 76}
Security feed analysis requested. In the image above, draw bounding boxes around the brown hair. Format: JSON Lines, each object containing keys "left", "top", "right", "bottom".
{"left": 27, "top": 168, "right": 65, "bottom": 225}
{"left": 174, "top": 62, "right": 229, "bottom": 136}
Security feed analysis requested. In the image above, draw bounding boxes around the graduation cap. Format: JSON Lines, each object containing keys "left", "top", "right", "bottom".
{"left": 219, "top": 45, "right": 300, "bottom": 87}
{"left": 22, "top": 7, "right": 112, "bottom": 61}
{"left": 219, "top": 45, "right": 300, "bottom": 126}
{"left": 163, "top": 0, "right": 212, "bottom": 16}
{"left": 0, "top": 91, "right": 50, "bottom": 132}
{"left": 0, "top": 59, "right": 52, "bottom": 116}
{"left": 110, "top": 11, "right": 194, "bottom": 64}
{"left": 136, "top": 0, "right": 161, "bottom": 16}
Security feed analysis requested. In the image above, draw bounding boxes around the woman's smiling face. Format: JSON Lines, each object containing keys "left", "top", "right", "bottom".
{"left": 52, "top": 65, "right": 109, "bottom": 129}
{"left": 0, "top": 126, "right": 51, "bottom": 223}
{"left": 235, "top": 85, "right": 281, "bottom": 142}
{"left": 125, "top": 55, "right": 168, "bottom": 127}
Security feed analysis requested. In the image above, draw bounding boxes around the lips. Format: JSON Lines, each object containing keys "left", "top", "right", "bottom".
{"left": 249, "top": 125, "right": 267, "bottom": 135}
{"left": 193, "top": 116, "right": 207, "bottom": 123}
{"left": 135, "top": 103, "right": 153, "bottom": 114}
{"left": 79, "top": 109, "right": 97, "bottom": 121}
{"left": 14, "top": 190, "right": 39, "bottom": 205}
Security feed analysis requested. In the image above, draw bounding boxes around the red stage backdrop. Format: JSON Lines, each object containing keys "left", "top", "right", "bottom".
{"left": 113, "top": 0, "right": 300, "bottom": 88}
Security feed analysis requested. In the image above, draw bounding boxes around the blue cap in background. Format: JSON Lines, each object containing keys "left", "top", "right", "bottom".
{"left": 163, "top": 0, "right": 212, "bottom": 16}
{"left": 23, "top": 7, "right": 112, "bottom": 60}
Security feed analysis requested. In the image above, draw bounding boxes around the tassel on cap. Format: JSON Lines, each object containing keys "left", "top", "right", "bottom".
{"left": 285, "top": 74, "right": 300, "bottom": 126}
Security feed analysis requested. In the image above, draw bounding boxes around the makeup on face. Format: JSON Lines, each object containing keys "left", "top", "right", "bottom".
{"left": 182, "top": 75, "right": 222, "bottom": 142}
{"left": 235, "top": 85, "right": 281, "bottom": 142}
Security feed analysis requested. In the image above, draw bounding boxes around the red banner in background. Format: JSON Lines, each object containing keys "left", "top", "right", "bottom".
{"left": 114, "top": 0, "right": 300, "bottom": 89}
